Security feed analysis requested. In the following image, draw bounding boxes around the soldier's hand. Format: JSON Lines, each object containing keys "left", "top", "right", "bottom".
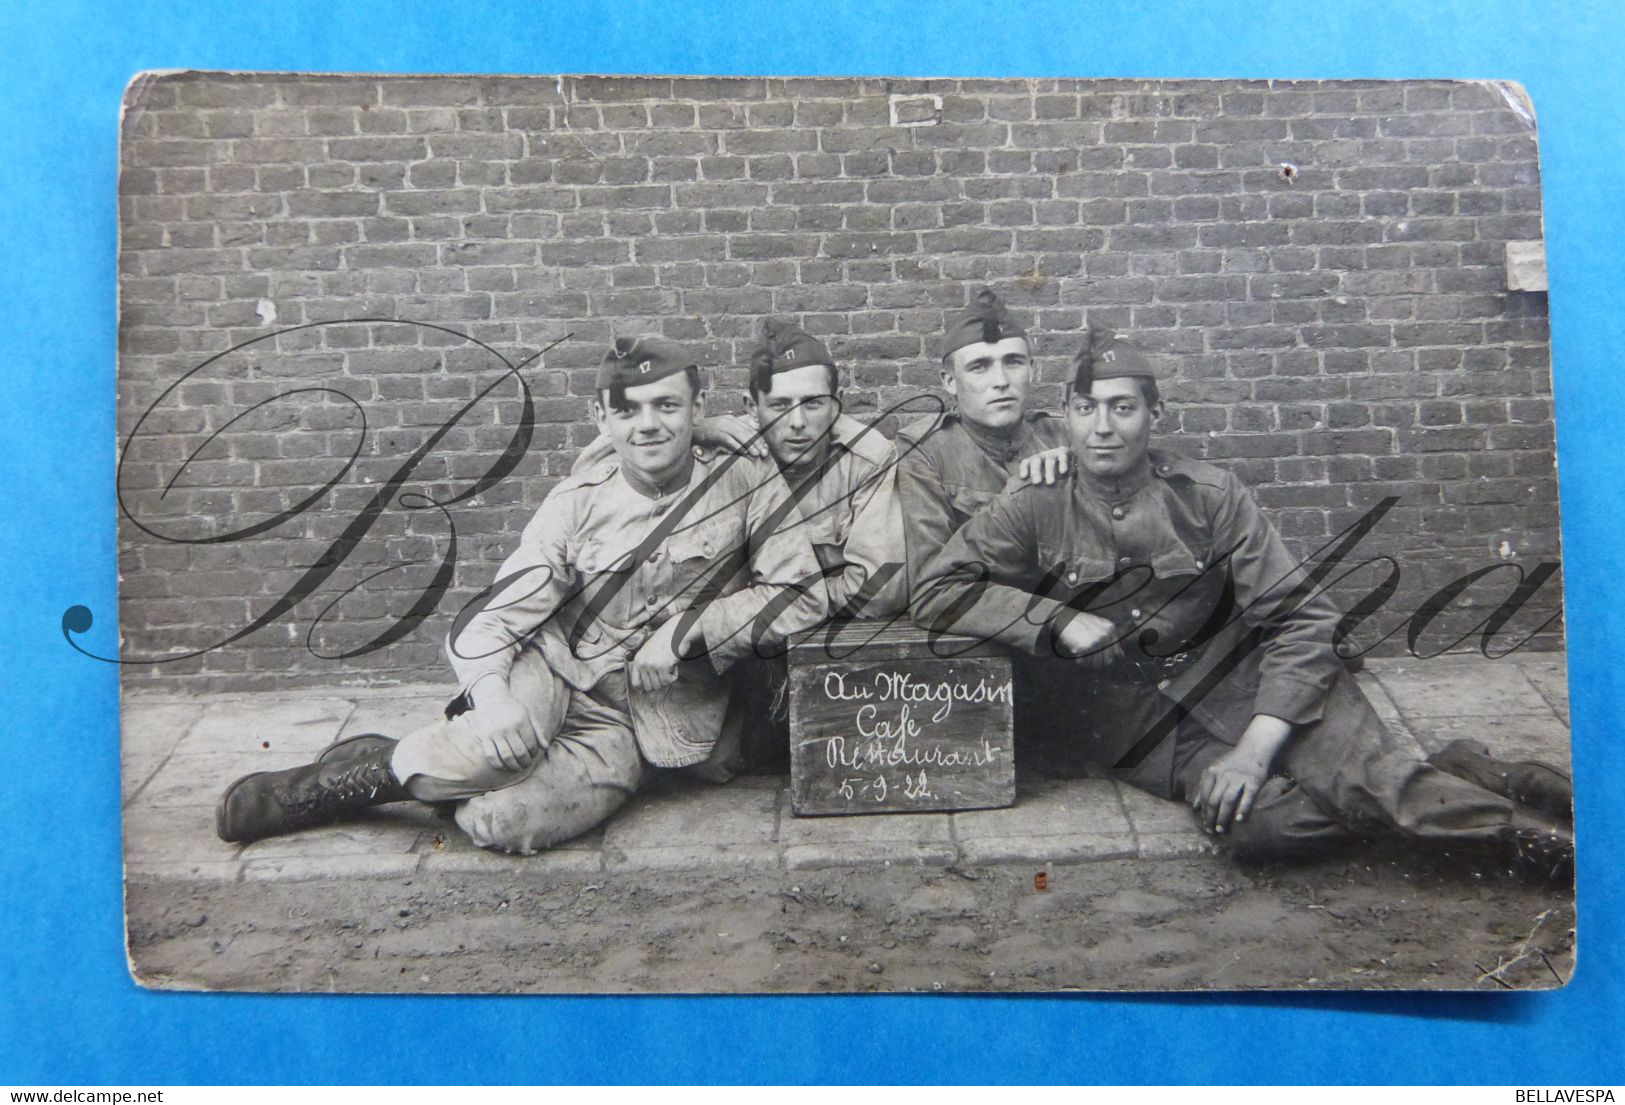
{"left": 469, "top": 678, "right": 541, "bottom": 774}
{"left": 628, "top": 618, "right": 686, "bottom": 692}
{"left": 1193, "top": 748, "right": 1272, "bottom": 835}
{"left": 695, "top": 414, "right": 769, "bottom": 459}
{"left": 1018, "top": 446, "right": 1071, "bottom": 485}
{"left": 1051, "top": 610, "right": 1124, "bottom": 667}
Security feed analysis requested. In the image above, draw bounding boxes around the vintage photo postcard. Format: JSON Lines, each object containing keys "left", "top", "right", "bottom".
{"left": 110, "top": 72, "right": 1573, "bottom": 993}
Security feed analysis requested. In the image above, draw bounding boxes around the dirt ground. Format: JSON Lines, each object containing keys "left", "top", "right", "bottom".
{"left": 126, "top": 849, "right": 1575, "bottom": 995}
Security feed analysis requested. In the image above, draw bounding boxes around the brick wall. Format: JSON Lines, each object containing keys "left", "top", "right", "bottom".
{"left": 116, "top": 74, "right": 1559, "bottom": 691}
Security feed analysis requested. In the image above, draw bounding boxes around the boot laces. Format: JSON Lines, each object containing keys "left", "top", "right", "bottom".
{"left": 278, "top": 759, "right": 392, "bottom": 821}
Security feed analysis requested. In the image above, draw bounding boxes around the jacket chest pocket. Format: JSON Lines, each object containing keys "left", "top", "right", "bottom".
{"left": 574, "top": 535, "right": 642, "bottom": 577}
{"left": 1038, "top": 543, "right": 1121, "bottom": 593}
{"left": 946, "top": 485, "right": 994, "bottom": 526}
{"left": 571, "top": 538, "right": 643, "bottom": 627}
{"left": 794, "top": 497, "right": 847, "bottom": 547}
{"left": 1146, "top": 545, "right": 1209, "bottom": 581}
{"left": 1037, "top": 542, "right": 1216, "bottom": 619}
{"left": 665, "top": 518, "right": 746, "bottom": 600}
{"left": 1037, "top": 539, "right": 1210, "bottom": 581}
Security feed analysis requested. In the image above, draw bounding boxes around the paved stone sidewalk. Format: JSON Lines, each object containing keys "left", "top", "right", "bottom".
{"left": 121, "top": 652, "right": 1571, "bottom": 884}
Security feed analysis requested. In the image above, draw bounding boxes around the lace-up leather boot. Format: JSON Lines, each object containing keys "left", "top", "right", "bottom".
{"left": 216, "top": 745, "right": 410, "bottom": 843}
{"left": 1430, "top": 739, "right": 1573, "bottom": 822}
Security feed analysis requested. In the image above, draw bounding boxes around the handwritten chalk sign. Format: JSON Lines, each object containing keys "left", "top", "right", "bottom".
{"left": 787, "top": 621, "right": 1016, "bottom": 816}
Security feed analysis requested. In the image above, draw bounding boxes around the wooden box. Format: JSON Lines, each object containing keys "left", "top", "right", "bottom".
{"left": 786, "top": 620, "right": 1017, "bottom": 816}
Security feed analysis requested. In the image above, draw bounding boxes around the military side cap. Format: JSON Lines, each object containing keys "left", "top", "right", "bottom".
{"left": 750, "top": 318, "right": 834, "bottom": 392}
{"left": 941, "top": 288, "right": 1029, "bottom": 360}
{"left": 1071, "top": 326, "right": 1160, "bottom": 391}
{"left": 596, "top": 336, "right": 698, "bottom": 391}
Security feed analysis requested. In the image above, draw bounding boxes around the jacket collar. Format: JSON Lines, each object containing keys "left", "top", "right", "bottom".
{"left": 1073, "top": 453, "right": 1155, "bottom": 502}
{"left": 959, "top": 410, "right": 1040, "bottom": 465}
{"left": 620, "top": 451, "right": 696, "bottom": 500}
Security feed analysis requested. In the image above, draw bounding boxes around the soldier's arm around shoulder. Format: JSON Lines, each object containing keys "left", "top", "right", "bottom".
{"left": 569, "top": 433, "right": 616, "bottom": 476}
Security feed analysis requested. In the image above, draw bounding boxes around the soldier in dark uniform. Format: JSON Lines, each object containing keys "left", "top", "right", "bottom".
{"left": 911, "top": 327, "right": 1573, "bottom": 877}
{"left": 894, "top": 288, "right": 1069, "bottom": 594}
{"left": 215, "top": 337, "right": 827, "bottom": 853}
{"left": 893, "top": 288, "right": 1082, "bottom": 765}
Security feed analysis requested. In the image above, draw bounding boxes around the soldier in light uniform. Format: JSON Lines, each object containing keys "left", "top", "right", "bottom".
{"left": 569, "top": 321, "right": 909, "bottom": 772}
{"left": 574, "top": 320, "right": 906, "bottom": 617}
{"left": 216, "top": 337, "right": 828, "bottom": 853}
{"left": 743, "top": 319, "right": 906, "bottom": 620}
{"left": 911, "top": 327, "right": 1573, "bottom": 877}
{"left": 732, "top": 319, "right": 910, "bottom": 770}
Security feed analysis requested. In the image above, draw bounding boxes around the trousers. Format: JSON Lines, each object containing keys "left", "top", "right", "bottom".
{"left": 1022, "top": 659, "right": 1517, "bottom": 861}
{"left": 390, "top": 646, "right": 651, "bottom": 855}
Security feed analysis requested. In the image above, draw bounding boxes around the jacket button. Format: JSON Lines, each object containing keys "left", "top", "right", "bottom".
{"left": 1130, "top": 609, "right": 1142, "bottom": 620}
{"left": 648, "top": 550, "right": 662, "bottom": 563}
{"left": 1195, "top": 559, "right": 1204, "bottom": 569}
{"left": 1111, "top": 506, "right": 1125, "bottom": 520}
{"left": 1067, "top": 571, "right": 1077, "bottom": 583}
{"left": 646, "top": 594, "right": 660, "bottom": 607}
{"left": 1157, "top": 679, "right": 1170, "bottom": 691}
{"left": 1158, "top": 464, "right": 1170, "bottom": 475}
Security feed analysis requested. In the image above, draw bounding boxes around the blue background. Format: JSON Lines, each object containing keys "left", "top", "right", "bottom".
{"left": 3, "top": 0, "right": 1621, "bottom": 1085}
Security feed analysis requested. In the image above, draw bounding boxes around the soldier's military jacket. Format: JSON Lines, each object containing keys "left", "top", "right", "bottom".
{"left": 894, "top": 408, "right": 1067, "bottom": 592}
{"left": 575, "top": 416, "right": 906, "bottom": 617}
{"left": 779, "top": 414, "right": 906, "bottom": 617}
{"left": 448, "top": 448, "right": 828, "bottom": 767}
{"left": 910, "top": 448, "right": 1346, "bottom": 744}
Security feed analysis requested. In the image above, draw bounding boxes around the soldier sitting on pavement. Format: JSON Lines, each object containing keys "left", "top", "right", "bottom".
{"left": 215, "top": 336, "right": 828, "bottom": 854}
{"left": 910, "top": 326, "right": 1574, "bottom": 879}
{"left": 894, "top": 288, "right": 1071, "bottom": 595}
{"left": 723, "top": 319, "right": 913, "bottom": 771}
{"left": 892, "top": 288, "right": 1091, "bottom": 765}
{"left": 576, "top": 319, "right": 907, "bottom": 619}
{"left": 570, "top": 319, "right": 909, "bottom": 772}
{"left": 740, "top": 319, "right": 909, "bottom": 620}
